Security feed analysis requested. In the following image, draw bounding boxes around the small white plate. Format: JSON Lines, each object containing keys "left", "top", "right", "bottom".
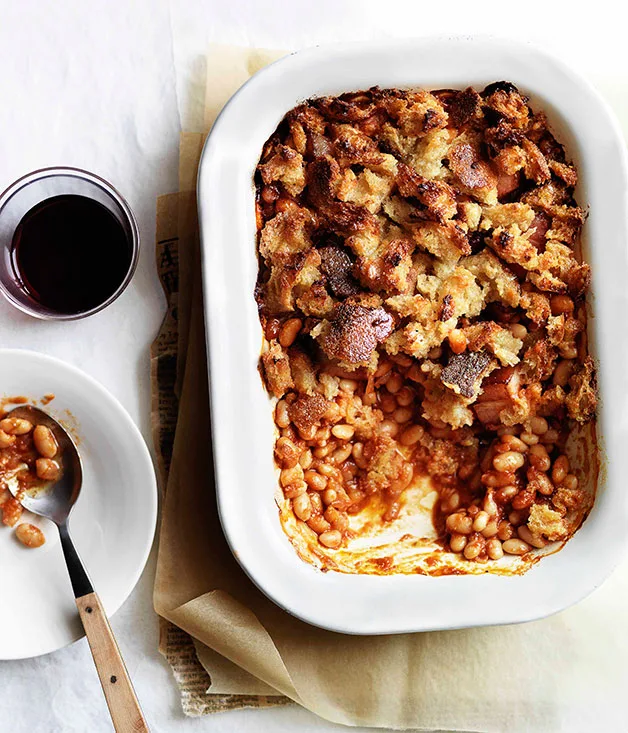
{"left": 0, "top": 349, "right": 157, "bottom": 659}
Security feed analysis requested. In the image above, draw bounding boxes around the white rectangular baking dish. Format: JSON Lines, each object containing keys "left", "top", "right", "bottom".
{"left": 198, "top": 36, "right": 628, "bottom": 634}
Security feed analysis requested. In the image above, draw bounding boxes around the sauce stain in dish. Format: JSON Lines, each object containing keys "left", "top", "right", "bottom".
{"left": 0, "top": 395, "right": 29, "bottom": 412}
{"left": 11, "top": 195, "right": 132, "bottom": 314}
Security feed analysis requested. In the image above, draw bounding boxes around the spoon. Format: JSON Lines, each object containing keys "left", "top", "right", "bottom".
{"left": 7, "top": 405, "right": 149, "bottom": 733}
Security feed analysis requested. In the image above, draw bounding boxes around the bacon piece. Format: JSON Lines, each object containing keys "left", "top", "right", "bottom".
{"left": 319, "top": 244, "right": 360, "bottom": 298}
{"left": 527, "top": 212, "right": 551, "bottom": 249}
{"left": 497, "top": 171, "right": 520, "bottom": 199}
{"left": 474, "top": 367, "right": 521, "bottom": 425}
{"left": 449, "top": 143, "right": 497, "bottom": 192}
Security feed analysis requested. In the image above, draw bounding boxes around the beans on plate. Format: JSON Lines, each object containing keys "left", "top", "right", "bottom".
{"left": 0, "top": 409, "right": 65, "bottom": 550}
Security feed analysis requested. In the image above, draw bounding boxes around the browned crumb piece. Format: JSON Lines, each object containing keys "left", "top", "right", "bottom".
{"left": 482, "top": 81, "right": 530, "bottom": 128}
{"left": 258, "top": 144, "right": 306, "bottom": 196}
{"left": 552, "top": 486, "right": 589, "bottom": 515}
{"left": 537, "top": 385, "right": 567, "bottom": 417}
{"left": 264, "top": 249, "right": 323, "bottom": 313}
{"left": 521, "top": 338, "right": 558, "bottom": 383}
{"left": 395, "top": 163, "right": 457, "bottom": 222}
{"left": 441, "top": 350, "right": 493, "bottom": 398}
{"left": 258, "top": 208, "right": 314, "bottom": 261}
{"left": 446, "top": 87, "right": 482, "bottom": 128}
{"left": 382, "top": 89, "right": 448, "bottom": 137}
{"left": 353, "top": 231, "right": 416, "bottom": 293}
{"left": 418, "top": 362, "right": 476, "bottom": 429}
{"left": 411, "top": 220, "right": 471, "bottom": 261}
{"left": 343, "top": 397, "right": 383, "bottom": 440}
{"left": 521, "top": 138, "right": 551, "bottom": 184}
{"left": 289, "top": 348, "right": 318, "bottom": 395}
{"left": 549, "top": 159, "right": 578, "bottom": 188}
{"left": 520, "top": 289, "right": 551, "bottom": 326}
{"left": 287, "top": 393, "right": 330, "bottom": 432}
{"left": 489, "top": 227, "right": 538, "bottom": 270}
{"left": 527, "top": 503, "right": 568, "bottom": 541}
{"left": 296, "top": 279, "right": 335, "bottom": 317}
{"left": 360, "top": 435, "right": 406, "bottom": 494}
{"left": 261, "top": 341, "right": 294, "bottom": 398}
{"left": 315, "top": 302, "right": 393, "bottom": 365}
{"left": 462, "top": 322, "right": 523, "bottom": 366}
{"left": 464, "top": 251, "right": 521, "bottom": 307}
{"left": 566, "top": 357, "right": 597, "bottom": 422}
{"left": 331, "top": 123, "right": 386, "bottom": 167}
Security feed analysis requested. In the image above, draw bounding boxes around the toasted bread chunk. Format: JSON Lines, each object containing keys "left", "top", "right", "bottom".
{"left": 566, "top": 357, "right": 597, "bottom": 423}
{"left": 464, "top": 251, "right": 521, "bottom": 308}
{"left": 383, "top": 89, "right": 448, "bottom": 137}
{"left": 259, "top": 208, "right": 314, "bottom": 262}
{"left": 462, "top": 322, "right": 523, "bottom": 366}
{"left": 288, "top": 393, "right": 330, "bottom": 432}
{"left": 289, "top": 348, "right": 318, "bottom": 395}
{"left": 259, "top": 145, "right": 306, "bottom": 196}
{"left": 315, "top": 302, "right": 393, "bottom": 366}
{"left": 261, "top": 341, "right": 294, "bottom": 398}
{"left": 441, "top": 350, "right": 495, "bottom": 398}
{"left": 528, "top": 504, "right": 568, "bottom": 541}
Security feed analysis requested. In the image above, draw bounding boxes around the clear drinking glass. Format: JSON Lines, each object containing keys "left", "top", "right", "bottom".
{"left": 0, "top": 167, "right": 139, "bottom": 320}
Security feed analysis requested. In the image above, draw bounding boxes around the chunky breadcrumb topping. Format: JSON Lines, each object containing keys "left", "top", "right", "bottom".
{"left": 255, "top": 83, "right": 597, "bottom": 565}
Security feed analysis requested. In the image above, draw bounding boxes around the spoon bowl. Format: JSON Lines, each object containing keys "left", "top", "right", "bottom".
{"left": 7, "top": 405, "right": 82, "bottom": 524}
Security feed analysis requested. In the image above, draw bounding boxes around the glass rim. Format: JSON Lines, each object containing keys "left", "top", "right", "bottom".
{"left": 0, "top": 166, "right": 140, "bottom": 321}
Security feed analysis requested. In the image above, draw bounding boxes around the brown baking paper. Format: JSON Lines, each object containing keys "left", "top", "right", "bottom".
{"left": 151, "top": 131, "right": 287, "bottom": 714}
{"left": 152, "top": 45, "right": 628, "bottom": 730}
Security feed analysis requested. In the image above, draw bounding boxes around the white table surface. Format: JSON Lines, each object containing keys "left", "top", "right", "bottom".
{"left": 0, "top": 1, "right": 626, "bottom": 731}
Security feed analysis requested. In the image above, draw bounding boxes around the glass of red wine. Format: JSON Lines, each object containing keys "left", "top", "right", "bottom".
{"left": 0, "top": 167, "right": 139, "bottom": 319}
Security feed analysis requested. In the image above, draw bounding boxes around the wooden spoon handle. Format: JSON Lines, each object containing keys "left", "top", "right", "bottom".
{"left": 76, "top": 592, "right": 150, "bottom": 733}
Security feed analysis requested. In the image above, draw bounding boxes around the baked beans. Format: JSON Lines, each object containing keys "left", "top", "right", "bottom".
{"left": 0, "top": 411, "right": 64, "bottom": 550}
{"left": 258, "top": 86, "right": 595, "bottom": 564}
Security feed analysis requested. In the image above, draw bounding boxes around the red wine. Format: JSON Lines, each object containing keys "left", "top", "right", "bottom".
{"left": 11, "top": 194, "right": 133, "bottom": 314}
